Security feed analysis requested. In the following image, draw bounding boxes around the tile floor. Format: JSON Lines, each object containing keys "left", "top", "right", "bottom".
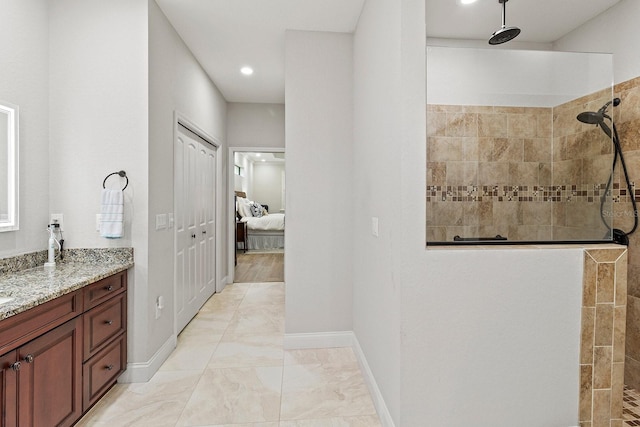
{"left": 624, "top": 386, "right": 640, "bottom": 426}
{"left": 77, "top": 282, "right": 382, "bottom": 427}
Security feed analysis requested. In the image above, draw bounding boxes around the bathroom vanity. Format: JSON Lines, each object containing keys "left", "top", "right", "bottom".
{"left": 0, "top": 252, "right": 132, "bottom": 427}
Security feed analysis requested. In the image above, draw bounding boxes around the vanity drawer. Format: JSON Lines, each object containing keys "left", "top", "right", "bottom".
{"left": 83, "top": 293, "right": 126, "bottom": 360}
{"left": 0, "top": 291, "right": 82, "bottom": 355}
{"left": 83, "top": 271, "right": 126, "bottom": 310}
{"left": 82, "top": 334, "right": 126, "bottom": 411}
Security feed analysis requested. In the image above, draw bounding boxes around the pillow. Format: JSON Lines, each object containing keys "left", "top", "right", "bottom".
{"left": 237, "top": 197, "right": 253, "bottom": 218}
{"left": 250, "top": 202, "right": 263, "bottom": 218}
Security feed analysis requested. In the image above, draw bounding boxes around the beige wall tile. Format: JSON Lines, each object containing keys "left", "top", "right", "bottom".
{"left": 427, "top": 162, "right": 446, "bottom": 186}
{"left": 615, "top": 255, "right": 628, "bottom": 306}
{"left": 536, "top": 113, "right": 553, "bottom": 138}
{"left": 613, "top": 305, "right": 626, "bottom": 363}
{"left": 592, "top": 389, "right": 611, "bottom": 427}
{"left": 446, "top": 113, "right": 478, "bottom": 137}
{"left": 593, "top": 346, "right": 612, "bottom": 389}
{"left": 583, "top": 254, "right": 598, "bottom": 307}
{"left": 611, "top": 362, "right": 624, "bottom": 419}
{"left": 428, "top": 137, "right": 463, "bottom": 162}
{"left": 596, "top": 263, "right": 615, "bottom": 303}
{"left": 508, "top": 162, "right": 539, "bottom": 185}
{"left": 427, "top": 111, "right": 447, "bottom": 137}
{"left": 478, "top": 162, "right": 510, "bottom": 184}
{"left": 508, "top": 114, "right": 538, "bottom": 138}
{"left": 478, "top": 113, "right": 507, "bottom": 138}
{"left": 492, "top": 138, "right": 523, "bottom": 162}
{"left": 581, "top": 307, "right": 596, "bottom": 365}
{"left": 580, "top": 364, "right": 593, "bottom": 422}
{"left": 595, "top": 303, "right": 614, "bottom": 346}
{"left": 523, "top": 138, "right": 551, "bottom": 162}
{"left": 625, "top": 355, "right": 640, "bottom": 390}
{"left": 586, "top": 249, "right": 626, "bottom": 263}
{"left": 625, "top": 296, "right": 640, "bottom": 359}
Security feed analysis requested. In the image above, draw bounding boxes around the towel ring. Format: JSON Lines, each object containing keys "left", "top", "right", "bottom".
{"left": 103, "top": 170, "right": 128, "bottom": 191}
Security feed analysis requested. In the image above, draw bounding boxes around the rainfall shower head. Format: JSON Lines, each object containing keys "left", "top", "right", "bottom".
{"left": 489, "top": 0, "right": 521, "bottom": 45}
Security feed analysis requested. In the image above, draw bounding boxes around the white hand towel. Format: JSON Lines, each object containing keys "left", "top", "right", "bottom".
{"left": 100, "top": 189, "right": 124, "bottom": 238}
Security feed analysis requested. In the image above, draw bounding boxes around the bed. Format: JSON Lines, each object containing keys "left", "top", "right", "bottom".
{"left": 235, "top": 191, "right": 284, "bottom": 250}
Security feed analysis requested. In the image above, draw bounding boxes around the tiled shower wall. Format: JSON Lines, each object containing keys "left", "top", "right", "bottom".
{"left": 426, "top": 92, "right": 614, "bottom": 242}
{"left": 580, "top": 247, "right": 627, "bottom": 427}
{"left": 614, "top": 76, "right": 640, "bottom": 391}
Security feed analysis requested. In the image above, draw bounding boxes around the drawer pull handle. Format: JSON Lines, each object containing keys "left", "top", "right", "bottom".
{"left": 105, "top": 285, "right": 114, "bottom": 291}
{"left": 105, "top": 320, "right": 114, "bottom": 325}
{"left": 105, "top": 364, "right": 114, "bottom": 371}
{"left": 10, "top": 361, "right": 20, "bottom": 371}
{"left": 23, "top": 354, "right": 34, "bottom": 363}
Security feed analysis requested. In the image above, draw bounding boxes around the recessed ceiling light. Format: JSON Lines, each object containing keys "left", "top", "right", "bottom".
{"left": 460, "top": 0, "right": 477, "bottom": 4}
{"left": 240, "top": 66, "right": 254, "bottom": 76}
{"left": 261, "top": 159, "right": 265, "bottom": 162}
{"left": 256, "top": 153, "right": 261, "bottom": 157}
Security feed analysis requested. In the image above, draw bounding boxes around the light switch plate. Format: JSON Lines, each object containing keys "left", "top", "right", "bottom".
{"left": 156, "top": 214, "right": 168, "bottom": 230}
{"left": 372, "top": 217, "right": 379, "bottom": 237}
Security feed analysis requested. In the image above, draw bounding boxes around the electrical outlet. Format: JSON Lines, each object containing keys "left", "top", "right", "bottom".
{"left": 96, "top": 214, "right": 102, "bottom": 232}
{"left": 372, "top": 217, "right": 379, "bottom": 237}
{"left": 50, "top": 213, "right": 64, "bottom": 231}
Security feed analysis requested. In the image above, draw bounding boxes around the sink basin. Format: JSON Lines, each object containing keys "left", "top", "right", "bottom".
{"left": 0, "top": 297, "right": 14, "bottom": 305}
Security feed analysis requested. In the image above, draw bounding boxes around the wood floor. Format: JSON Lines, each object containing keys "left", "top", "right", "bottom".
{"left": 234, "top": 251, "right": 284, "bottom": 283}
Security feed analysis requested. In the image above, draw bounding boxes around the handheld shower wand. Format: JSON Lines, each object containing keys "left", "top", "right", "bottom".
{"left": 577, "top": 98, "right": 637, "bottom": 244}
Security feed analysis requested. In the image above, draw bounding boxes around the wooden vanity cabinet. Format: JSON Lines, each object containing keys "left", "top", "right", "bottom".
{"left": 0, "top": 350, "right": 18, "bottom": 427}
{"left": 0, "top": 317, "right": 83, "bottom": 427}
{"left": 81, "top": 274, "right": 127, "bottom": 411}
{"left": 0, "top": 270, "right": 128, "bottom": 427}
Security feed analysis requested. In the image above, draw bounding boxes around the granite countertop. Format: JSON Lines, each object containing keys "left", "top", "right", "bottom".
{"left": 0, "top": 249, "right": 134, "bottom": 320}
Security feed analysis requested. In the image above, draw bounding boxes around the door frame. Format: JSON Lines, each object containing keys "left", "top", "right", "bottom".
{"left": 227, "top": 147, "right": 285, "bottom": 284}
{"left": 173, "top": 111, "right": 222, "bottom": 336}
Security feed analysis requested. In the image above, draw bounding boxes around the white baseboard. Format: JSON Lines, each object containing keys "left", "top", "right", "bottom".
{"left": 283, "top": 331, "right": 355, "bottom": 349}
{"left": 352, "top": 335, "right": 396, "bottom": 427}
{"left": 117, "top": 334, "right": 177, "bottom": 383}
{"left": 283, "top": 331, "right": 395, "bottom": 427}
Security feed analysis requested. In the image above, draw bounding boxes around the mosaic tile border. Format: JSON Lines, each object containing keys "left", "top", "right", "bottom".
{"left": 426, "top": 183, "right": 637, "bottom": 203}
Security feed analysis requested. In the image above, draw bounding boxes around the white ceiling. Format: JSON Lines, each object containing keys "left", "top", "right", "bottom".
{"left": 155, "top": 0, "right": 366, "bottom": 104}
{"left": 426, "top": 0, "right": 621, "bottom": 43}
{"left": 245, "top": 152, "right": 285, "bottom": 163}
{"left": 156, "top": 0, "right": 621, "bottom": 105}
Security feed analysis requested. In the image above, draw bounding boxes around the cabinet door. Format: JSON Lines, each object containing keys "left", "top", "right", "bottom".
{"left": 0, "top": 350, "right": 17, "bottom": 427}
{"left": 18, "top": 317, "right": 82, "bottom": 427}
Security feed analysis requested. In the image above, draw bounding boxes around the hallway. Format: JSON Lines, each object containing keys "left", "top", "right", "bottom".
{"left": 77, "top": 281, "right": 381, "bottom": 426}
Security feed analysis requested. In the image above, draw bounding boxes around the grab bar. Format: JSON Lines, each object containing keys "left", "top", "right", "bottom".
{"left": 453, "top": 235, "right": 507, "bottom": 242}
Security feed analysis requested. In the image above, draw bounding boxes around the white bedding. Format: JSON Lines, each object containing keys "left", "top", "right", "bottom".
{"left": 241, "top": 213, "right": 285, "bottom": 231}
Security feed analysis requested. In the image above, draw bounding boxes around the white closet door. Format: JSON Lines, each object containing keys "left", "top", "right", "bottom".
{"left": 175, "top": 126, "right": 217, "bottom": 333}
{"left": 201, "top": 145, "right": 216, "bottom": 294}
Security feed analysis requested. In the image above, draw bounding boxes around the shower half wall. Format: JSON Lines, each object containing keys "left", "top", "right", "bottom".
{"left": 426, "top": 47, "right": 615, "bottom": 244}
